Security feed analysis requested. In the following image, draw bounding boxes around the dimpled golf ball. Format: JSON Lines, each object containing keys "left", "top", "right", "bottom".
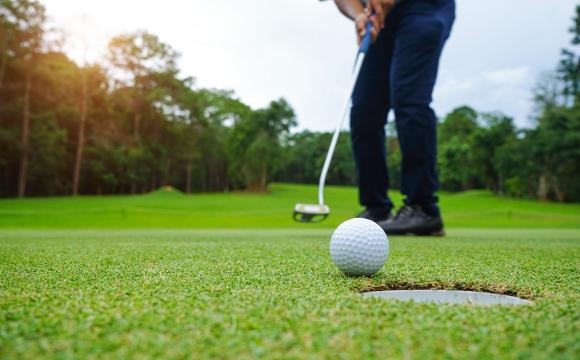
{"left": 330, "top": 218, "right": 389, "bottom": 276}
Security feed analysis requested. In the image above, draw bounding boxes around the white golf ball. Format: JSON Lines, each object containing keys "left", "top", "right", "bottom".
{"left": 330, "top": 218, "right": 390, "bottom": 276}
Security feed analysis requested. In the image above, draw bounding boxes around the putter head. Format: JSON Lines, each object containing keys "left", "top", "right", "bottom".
{"left": 293, "top": 203, "right": 330, "bottom": 223}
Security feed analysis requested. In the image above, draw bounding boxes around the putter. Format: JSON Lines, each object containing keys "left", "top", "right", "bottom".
{"left": 293, "top": 20, "right": 374, "bottom": 223}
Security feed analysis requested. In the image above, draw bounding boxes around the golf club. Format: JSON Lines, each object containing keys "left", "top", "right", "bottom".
{"left": 293, "top": 20, "right": 374, "bottom": 223}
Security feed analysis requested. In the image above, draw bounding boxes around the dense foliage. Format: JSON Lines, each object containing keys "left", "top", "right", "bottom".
{"left": 1, "top": 1, "right": 578, "bottom": 202}
{"left": 0, "top": 0, "right": 296, "bottom": 196}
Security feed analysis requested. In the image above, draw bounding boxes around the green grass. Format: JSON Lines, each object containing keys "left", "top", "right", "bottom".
{"left": 0, "top": 183, "right": 579, "bottom": 229}
{"left": 0, "top": 184, "right": 579, "bottom": 358}
{"left": 1, "top": 229, "right": 578, "bottom": 358}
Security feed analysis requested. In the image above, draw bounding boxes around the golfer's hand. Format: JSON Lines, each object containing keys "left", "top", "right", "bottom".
{"left": 355, "top": 11, "right": 379, "bottom": 45}
{"left": 367, "top": 0, "right": 395, "bottom": 30}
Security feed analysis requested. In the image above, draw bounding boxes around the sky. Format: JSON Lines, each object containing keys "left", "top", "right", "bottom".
{"left": 42, "top": 0, "right": 577, "bottom": 131}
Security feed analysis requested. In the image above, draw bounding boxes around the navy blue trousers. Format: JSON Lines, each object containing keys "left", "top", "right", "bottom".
{"left": 350, "top": 0, "right": 455, "bottom": 216}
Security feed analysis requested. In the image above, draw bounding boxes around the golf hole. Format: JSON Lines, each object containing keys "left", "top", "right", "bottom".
{"left": 360, "top": 282, "right": 533, "bottom": 306}
{"left": 362, "top": 290, "right": 532, "bottom": 306}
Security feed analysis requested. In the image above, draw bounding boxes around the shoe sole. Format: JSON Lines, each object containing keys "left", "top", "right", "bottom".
{"left": 415, "top": 229, "right": 446, "bottom": 237}
{"left": 385, "top": 229, "right": 446, "bottom": 237}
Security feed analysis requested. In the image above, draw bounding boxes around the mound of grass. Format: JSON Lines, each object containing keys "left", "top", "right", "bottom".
{"left": 147, "top": 185, "right": 185, "bottom": 197}
{"left": 0, "top": 184, "right": 579, "bottom": 229}
{"left": 0, "top": 229, "right": 578, "bottom": 358}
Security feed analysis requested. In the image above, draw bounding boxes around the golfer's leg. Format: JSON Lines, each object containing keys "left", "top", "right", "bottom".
{"left": 391, "top": 0, "right": 455, "bottom": 216}
{"left": 350, "top": 28, "right": 394, "bottom": 214}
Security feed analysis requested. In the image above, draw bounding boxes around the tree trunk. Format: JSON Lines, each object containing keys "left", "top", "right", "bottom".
{"left": 260, "top": 167, "right": 267, "bottom": 191}
{"left": 17, "top": 65, "right": 32, "bottom": 198}
{"left": 186, "top": 161, "right": 192, "bottom": 193}
{"left": 72, "top": 68, "right": 88, "bottom": 195}
{"left": 134, "top": 112, "right": 141, "bottom": 137}
{"left": 133, "top": 92, "right": 141, "bottom": 137}
{"left": 551, "top": 175, "right": 565, "bottom": 202}
{"left": 0, "top": 42, "right": 7, "bottom": 88}
{"left": 537, "top": 175, "right": 548, "bottom": 201}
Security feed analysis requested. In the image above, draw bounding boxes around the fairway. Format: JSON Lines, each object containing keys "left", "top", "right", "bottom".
{"left": 1, "top": 185, "right": 579, "bottom": 358}
{"left": 1, "top": 184, "right": 580, "bottom": 229}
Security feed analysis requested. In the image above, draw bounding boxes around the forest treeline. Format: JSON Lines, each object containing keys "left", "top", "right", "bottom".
{"left": 1, "top": 1, "right": 579, "bottom": 201}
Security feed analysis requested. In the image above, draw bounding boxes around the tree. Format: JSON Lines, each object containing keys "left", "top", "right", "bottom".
{"left": 229, "top": 98, "right": 296, "bottom": 191}
{"left": 107, "top": 31, "right": 184, "bottom": 193}
{"left": 71, "top": 66, "right": 88, "bottom": 195}
{"left": 526, "top": 4, "right": 580, "bottom": 202}
{"left": 439, "top": 137, "right": 472, "bottom": 191}
{"left": 1, "top": 0, "right": 47, "bottom": 197}
{"left": 160, "top": 79, "right": 199, "bottom": 193}
{"left": 194, "top": 89, "right": 250, "bottom": 191}
{"left": 470, "top": 112, "right": 517, "bottom": 193}
{"left": 277, "top": 131, "right": 320, "bottom": 184}
{"left": 558, "top": 4, "right": 580, "bottom": 106}
{"left": 438, "top": 106, "right": 478, "bottom": 143}
{"left": 108, "top": 30, "right": 179, "bottom": 138}
{"left": 529, "top": 105, "right": 580, "bottom": 201}
{"left": 71, "top": 65, "right": 106, "bottom": 195}
{"left": 437, "top": 106, "right": 479, "bottom": 190}
{"left": 0, "top": 0, "right": 15, "bottom": 87}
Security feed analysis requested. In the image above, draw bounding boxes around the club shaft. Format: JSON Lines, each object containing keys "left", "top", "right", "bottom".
{"left": 318, "top": 53, "right": 366, "bottom": 205}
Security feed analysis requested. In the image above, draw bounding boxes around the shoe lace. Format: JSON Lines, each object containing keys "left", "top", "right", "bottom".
{"left": 395, "top": 205, "right": 414, "bottom": 219}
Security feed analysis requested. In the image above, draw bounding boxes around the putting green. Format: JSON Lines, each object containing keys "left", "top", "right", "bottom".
{"left": 0, "top": 229, "right": 578, "bottom": 358}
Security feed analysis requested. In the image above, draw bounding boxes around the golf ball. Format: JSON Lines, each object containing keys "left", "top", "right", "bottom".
{"left": 330, "top": 218, "right": 389, "bottom": 276}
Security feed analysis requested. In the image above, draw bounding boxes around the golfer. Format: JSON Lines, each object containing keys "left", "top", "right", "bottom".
{"left": 329, "top": 0, "right": 455, "bottom": 235}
